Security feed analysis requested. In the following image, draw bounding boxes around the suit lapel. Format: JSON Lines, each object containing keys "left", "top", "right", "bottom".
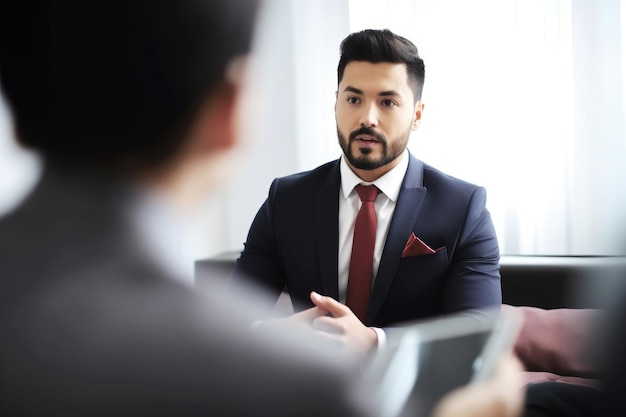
{"left": 367, "top": 154, "right": 427, "bottom": 323}
{"left": 316, "top": 161, "right": 341, "bottom": 299}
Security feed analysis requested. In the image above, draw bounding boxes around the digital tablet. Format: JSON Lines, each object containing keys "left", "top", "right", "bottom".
{"left": 357, "top": 309, "right": 522, "bottom": 417}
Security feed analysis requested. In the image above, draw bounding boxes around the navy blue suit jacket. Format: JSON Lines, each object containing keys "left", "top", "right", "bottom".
{"left": 234, "top": 153, "right": 501, "bottom": 327}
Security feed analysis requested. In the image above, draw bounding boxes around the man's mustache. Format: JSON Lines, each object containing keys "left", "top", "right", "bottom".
{"left": 349, "top": 127, "right": 386, "bottom": 143}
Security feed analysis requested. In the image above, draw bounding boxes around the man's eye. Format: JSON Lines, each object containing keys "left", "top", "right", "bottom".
{"left": 382, "top": 99, "right": 397, "bottom": 107}
{"left": 347, "top": 97, "right": 360, "bottom": 104}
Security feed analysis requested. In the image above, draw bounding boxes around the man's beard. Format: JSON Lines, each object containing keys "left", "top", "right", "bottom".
{"left": 337, "top": 125, "right": 410, "bottom": 170}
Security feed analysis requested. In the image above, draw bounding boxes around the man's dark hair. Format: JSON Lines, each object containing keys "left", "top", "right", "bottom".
{"left": 337, "top": 29, "right": 425, "bottom": 103}
{"left": 0, "top": 0, "right": 259, "bottom": 171}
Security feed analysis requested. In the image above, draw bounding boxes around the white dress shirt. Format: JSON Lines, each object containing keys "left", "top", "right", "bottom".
{"left": 338, "top": 150, "right": 409, "bottom": 346}
{"left": 338, "top": 149, "right": 409, "bottom": 303}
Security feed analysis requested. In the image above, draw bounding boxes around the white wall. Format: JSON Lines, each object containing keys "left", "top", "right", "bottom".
{"left": 213, "top": 0, "right": 352, "bottom": 257}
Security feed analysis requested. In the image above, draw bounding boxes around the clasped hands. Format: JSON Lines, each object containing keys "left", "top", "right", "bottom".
{"left": 257, "top": 291, "right": 378, "bottom": 357}
{"left": 254, "top": 292, "right": 525, "bottom": 417}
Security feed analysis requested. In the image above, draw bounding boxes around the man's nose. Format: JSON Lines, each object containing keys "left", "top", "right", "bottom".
{"left": 359, "top": 103, "right": 378, "bottom": 127}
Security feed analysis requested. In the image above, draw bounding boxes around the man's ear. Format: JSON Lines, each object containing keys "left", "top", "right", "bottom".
{"left": 190, "top": 82, "right": 240, "bottom": 154}
{"left": 412, "top": 101, "right": 425, "bottom": 131}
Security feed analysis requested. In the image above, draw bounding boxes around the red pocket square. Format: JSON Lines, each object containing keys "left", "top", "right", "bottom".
{"left": 402, "top": 233, "right": 441, "bottom": 257}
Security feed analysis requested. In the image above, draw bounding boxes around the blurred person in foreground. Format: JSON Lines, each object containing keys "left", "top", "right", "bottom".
{"left": 0, "top": 1, "right": 523, "bottom": 416}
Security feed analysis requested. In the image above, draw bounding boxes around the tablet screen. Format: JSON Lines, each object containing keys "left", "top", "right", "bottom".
{"left": 358, "top": 310, "right": 519, "bottom": 417}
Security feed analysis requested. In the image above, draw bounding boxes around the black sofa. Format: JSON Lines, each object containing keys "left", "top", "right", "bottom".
{"left": 196, "top": 252, "right": 626, "bottom": 310}
{"left": 499, "top": 255, "right": 625, "bottom": 309}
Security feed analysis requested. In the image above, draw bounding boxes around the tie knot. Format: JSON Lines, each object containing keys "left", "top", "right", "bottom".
{"left": 355, "top": 184, "right": 380, "bottom": 202}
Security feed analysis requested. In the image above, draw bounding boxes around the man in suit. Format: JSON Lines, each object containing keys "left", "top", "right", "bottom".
{"left": 233, "top": 29, "right": 501, "bottom": 353}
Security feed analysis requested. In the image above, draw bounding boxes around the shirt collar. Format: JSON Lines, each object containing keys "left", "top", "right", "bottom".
{"left": 340, "top": 149, "right": 409, "bottom": 202}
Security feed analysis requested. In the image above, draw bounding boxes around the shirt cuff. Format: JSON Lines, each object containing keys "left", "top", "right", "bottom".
{"left": 371, "top": 326, "right": 387, "bottom": 350}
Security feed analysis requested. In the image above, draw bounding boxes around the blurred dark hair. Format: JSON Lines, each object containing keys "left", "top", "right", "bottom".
{"left": 0, "top": 0, "right": 259, "bottom": 170}
{"left": 337, "top": 29, "right": 425, "bottom": 102}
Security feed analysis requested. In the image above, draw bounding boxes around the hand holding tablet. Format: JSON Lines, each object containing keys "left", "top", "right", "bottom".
{"left": 356, "top": 308, "right": 523, "bottom": 417}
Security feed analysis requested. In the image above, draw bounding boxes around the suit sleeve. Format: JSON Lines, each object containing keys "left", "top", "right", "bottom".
{"left": 442, "top": 186, "right": 502, "bottom": 312}
{"left": 229, "top": 178, "right": 287, "bottom": 306}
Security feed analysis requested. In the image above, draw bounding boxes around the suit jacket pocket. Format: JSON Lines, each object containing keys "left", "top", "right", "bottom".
{"left": 374, "top": 248, "right": 450, "bottom": 325}
{"left": 396, "top": 246, "right": 448, "bottom": 278}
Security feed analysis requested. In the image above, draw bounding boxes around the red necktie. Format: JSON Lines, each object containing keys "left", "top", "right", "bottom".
{"left": 346, "top": 184, "right": 380, "bottom": 322}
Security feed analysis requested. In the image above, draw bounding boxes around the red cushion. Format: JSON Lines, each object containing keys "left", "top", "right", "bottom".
{"left": 502, "top": 304, "right": 604, "bottom": 379}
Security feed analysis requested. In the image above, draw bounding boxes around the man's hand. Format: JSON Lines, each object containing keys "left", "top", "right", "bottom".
{"left": 307, "top": 291, "right": 378, "bottom": 356}
{"left": 252, "top": 291, "right": 378, "bottom": 357}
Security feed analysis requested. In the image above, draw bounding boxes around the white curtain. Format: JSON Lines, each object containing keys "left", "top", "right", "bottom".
{"left": 344, "top": 0, "right": 626, "bottom": 255}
